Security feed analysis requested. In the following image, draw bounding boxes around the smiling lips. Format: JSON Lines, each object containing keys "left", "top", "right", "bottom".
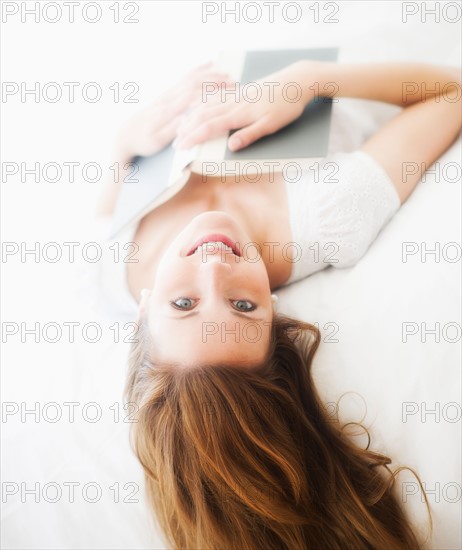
{"left": 187, "top": 233, "right": 241, "bottom": 257}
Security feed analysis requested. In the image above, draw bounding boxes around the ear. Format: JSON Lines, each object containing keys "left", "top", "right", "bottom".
{"left": 271, "top": 294, "right": 278, "bottom": 313}
{"left": 136, "top": 288, "right": 152, "bottom": 324}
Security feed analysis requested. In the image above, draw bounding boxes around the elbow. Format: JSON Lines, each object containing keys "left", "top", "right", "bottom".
{"left": 442, "top": 73, "right": 462, "bottom": 105}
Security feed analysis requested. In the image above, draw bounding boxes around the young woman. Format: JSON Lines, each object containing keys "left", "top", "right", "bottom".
{"left": 96, "top": 60, "right": 461, "bottom": 548}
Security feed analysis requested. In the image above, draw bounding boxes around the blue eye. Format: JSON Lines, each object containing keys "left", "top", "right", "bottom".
{"left": 171, "top": 297, "right": 195, "bottom": 310}
{"left": 232, "top": 300, "right": 256, "bottom": 312}
{"left": 170, "top": 298, "right": 256, "bottom": 312}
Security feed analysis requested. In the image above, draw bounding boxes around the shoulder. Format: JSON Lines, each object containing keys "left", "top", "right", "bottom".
{"left": 283, "top": 150, "right": 402, "bottom": 284}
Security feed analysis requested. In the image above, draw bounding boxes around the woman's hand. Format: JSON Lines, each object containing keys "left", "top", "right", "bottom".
{"left": 115, "top": 61, "right": 234, "bottom": 159}
{"left": 173, "top": 60, "right": 320, "bottom": 152}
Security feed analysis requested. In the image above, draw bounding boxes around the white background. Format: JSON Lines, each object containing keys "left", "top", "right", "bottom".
{"left": 1, "top": 1, "right": 461, "bottom": 549}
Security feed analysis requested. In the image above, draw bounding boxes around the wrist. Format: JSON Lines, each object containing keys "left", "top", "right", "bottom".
{"left": 292, "top": 59, "right": 334, "bottom": 105}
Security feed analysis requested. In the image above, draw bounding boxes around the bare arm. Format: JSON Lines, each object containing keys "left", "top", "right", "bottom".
{"left": 175, "top": 61, "right": 461, "bottom": 204}
{"left": 307, "top": 60, "right": 461, "bottom": 107}
{"left": 310, "top": 61, "right": 462, "bottom": 202}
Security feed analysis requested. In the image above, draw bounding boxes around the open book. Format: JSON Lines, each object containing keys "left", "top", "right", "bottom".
{"left": 110, "top": 47, "right": 338, "bottom": 239}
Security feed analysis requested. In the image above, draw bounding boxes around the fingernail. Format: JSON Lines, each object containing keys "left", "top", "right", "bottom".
{"left": 229, "top": 137, "right": 241, "bottom": 151}
{"left": 174, "top": 139, "right": 187, "bottom": 150}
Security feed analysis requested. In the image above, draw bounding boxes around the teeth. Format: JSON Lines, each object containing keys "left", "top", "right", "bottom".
{"left": 193, "top": 241, "right": 234, "bottom": 254}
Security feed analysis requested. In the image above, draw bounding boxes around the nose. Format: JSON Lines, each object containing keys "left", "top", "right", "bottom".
{"left": 198, "top": 255, "right": 232, "bottom": 287}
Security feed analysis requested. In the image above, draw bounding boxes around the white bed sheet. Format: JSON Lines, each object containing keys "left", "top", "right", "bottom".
{"left": 2, "top": 2, "right": 460, "bottom": 548}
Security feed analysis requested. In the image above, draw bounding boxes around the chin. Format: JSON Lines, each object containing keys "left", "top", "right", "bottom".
{"left": 191, "top": 211, "right": 239, "bottom": 226}
{"left": 186, "top": 211, "right": 246, "bottom": 243}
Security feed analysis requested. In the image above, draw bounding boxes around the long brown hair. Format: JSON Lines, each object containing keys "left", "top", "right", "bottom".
{"left": 125, "top": 313, "right": 430, "bottom": 549}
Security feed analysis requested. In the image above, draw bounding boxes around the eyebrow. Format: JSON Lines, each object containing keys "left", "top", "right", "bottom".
{"left": 166, "top": 310, "right": 265, "bottom": 322}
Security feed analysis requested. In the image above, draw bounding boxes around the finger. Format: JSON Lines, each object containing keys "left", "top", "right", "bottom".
{"left": 176, "top": 80, "right": 243, "bottom": 137}
{"left": 149, "top": 113, "right": 184, "bottom": 154}
{"left": 175, "top": 112, "right": 244, "bottom": 149}
{"left": 192, "top": 80, "right": 238, "bottom": 107}
{"left": 182, "top": 62, "right": 214, "bottom": 83}
{"left": 176, "top": 102, "right": 235, "bottom": 138}
{"left": 191, "top": 70, "right": 231, "bottom": 83}
{"left": 159, "top": 74, "right": 235, "bottom": 116}
{"left": 189, "top": 75, "right": 234, "bottom": 97}
{"left": 159, "top": 75, "right": 233, "bottom": 114}
{"left": 150, "top": 86, "right": 200, "bottom": 128}
{"left": 160, "top": 63, "right": 235, "bottom": 106}
{"left": 227, "top": 116, "right": 273, "bottom": 151}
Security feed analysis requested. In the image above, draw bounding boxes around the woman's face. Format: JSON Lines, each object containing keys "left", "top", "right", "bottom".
{"left": 140, "top": 211, "right": 274, "bottom": 368}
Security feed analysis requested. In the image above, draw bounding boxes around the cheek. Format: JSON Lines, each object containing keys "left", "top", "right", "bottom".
{"left": 241, "top": 259, "right": 269, "bottom": 283}
{"left": 156, "top": 242, "right": 186, "bottom": 273}
{"left": 152, "top": 258, "right": 187, "bottom": 295}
